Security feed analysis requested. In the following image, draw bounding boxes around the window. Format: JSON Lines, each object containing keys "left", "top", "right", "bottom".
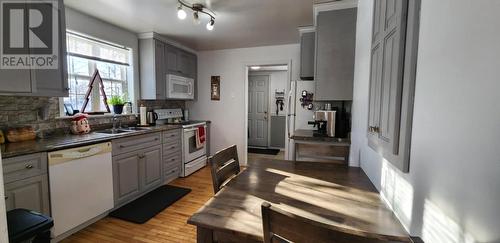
{"left": 63, "top": 32, "right": 131, "bottom": 114}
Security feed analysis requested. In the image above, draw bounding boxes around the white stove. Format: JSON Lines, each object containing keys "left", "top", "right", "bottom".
{"left": 155, "top": 109, "right": 207, "bottom": 177}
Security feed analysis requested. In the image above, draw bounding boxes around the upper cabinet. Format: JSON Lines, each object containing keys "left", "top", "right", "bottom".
{"left": 367, "top": 0, "right": 421, "bottom": 173}
{"left": 0, "top": 0, "right": 68, "bottom": 97}
{"left": 314, "top": 8, "right": 357, "bottom": 101}
{"left": 139, "top": 34, "right": 197, "bottom": 100}
{"left": 166, "top": 47, "right": 196, "bottom": 78}
{"left": 299, "top": 29, "right": 315, "bottom": 80}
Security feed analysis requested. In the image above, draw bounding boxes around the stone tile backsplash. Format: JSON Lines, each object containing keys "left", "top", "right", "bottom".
{"left": 0, "top": 96, "right": 185, "bottom": 138}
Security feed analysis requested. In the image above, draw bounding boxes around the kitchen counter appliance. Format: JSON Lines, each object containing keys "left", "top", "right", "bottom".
{"left": 155, "top": 108, "right": 207, "bottom": 177}
{"left": 310, "top": 110, "right": 336, "bottom": 137}
{"left": 48, "top": 142, "right": 114, "bottom": 239}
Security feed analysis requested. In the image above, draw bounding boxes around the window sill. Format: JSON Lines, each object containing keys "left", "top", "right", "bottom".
{"left": 55, "top": 113, "right": 137, "bottom": 120}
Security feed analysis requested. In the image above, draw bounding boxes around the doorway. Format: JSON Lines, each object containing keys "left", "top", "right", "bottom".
{"left": 246, "top": 64, "right": 289, "bottom": 162}
{"left": 248, "top": 74, "right": 269, "bottom": 147}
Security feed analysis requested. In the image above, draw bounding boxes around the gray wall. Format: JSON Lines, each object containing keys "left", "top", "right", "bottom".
{"left": 186, "top": 44, "right": 300, "bottom": 164}
{"left": 350, "top": 1, "right": 500, "bottom": 242}
{"left": 65, "top": 7, "right": 140, "bottom": 112}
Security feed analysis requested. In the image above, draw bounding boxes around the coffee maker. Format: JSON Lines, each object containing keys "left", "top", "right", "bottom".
{"left": 309, "top": 110, "right": 336, "bottom": 137}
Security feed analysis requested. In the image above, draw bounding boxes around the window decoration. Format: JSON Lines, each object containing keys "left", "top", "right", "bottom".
{"left": 63, "top": 32, "right": 131, "bottom": 115}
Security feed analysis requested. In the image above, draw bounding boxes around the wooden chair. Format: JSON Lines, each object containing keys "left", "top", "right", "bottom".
{"left": 261, "top": 202, "right": 410, "bottom": 243}
{"left": 209, "top": 145, "right": 240, "bottom": 193}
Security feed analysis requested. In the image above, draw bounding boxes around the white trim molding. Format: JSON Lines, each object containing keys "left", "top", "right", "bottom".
{"left": 313, "top": 0, "right": 358, "bottom": 26}
{"left": 298, "top": 26, "right": 316, "bottom": 35}
{"left": 138, "top": 32, "right": 197, "bottom": 54}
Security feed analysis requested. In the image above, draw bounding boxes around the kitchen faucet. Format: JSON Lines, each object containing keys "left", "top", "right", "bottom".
{"left": 112, "top": 116, "right": 122, "bottom": 131}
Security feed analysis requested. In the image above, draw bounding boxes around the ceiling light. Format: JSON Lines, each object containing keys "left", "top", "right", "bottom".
{"left": 177, "top": 0, "right": 216, "bottom": 31}
{"left": 177, "top": 5, "right": 187, "bottom": 20}
{"left": 193, "top": 12, "right": 200, "bottom": 25}
{"left": 206, "top": 18, "right": 215, "bottom": 31}
{"left": 250, "top": 66, "right": 261, "bottom": 70}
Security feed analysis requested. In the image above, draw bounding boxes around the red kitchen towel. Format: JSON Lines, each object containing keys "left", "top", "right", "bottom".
{"left": 196, "top": 126, "right": 206, "bottom": 149}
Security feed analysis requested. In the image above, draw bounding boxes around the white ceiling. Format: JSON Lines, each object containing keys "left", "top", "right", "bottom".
{"left": 64, "top": 0, "right": 329, "bottom": 51}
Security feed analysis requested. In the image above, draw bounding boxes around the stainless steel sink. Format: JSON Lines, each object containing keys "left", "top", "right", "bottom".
{"left": 95, "top": 129, "right": 133, "bottom": 134}
{"left": 119, "top": 127, "right": 151, "bottom": 131}
{"left": 95, "top": 127, "right": 151, "bottom": 135}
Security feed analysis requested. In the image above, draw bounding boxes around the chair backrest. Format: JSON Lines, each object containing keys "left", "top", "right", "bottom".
{"left": 209, "top": 145, "right": 240, "bottom": 193}
{"left": 261, "top": 202, "right": 408, "bottom": 243}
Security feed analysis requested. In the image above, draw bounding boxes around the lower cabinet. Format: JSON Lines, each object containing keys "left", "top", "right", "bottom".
{"left": 142, "top": 146, "right": 163, "bottom": 191}
{"left": 4, "top": 175, "right": 50, "bottom": 215}
{"left": 112, "top": 131, "right": 183, "bottom": 207}
{"left": 112, "top": 145, "right": 163, "bottom": 206}
{"left": 113, "top": 152, "right": 141, "bottom": 206}
{"left": 3, "top": 152, "right": 50, "bottom": 216}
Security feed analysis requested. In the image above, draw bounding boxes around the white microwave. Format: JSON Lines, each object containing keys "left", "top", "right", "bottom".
{"left": 166, "top": 74, "right": 194, "bottom": 100}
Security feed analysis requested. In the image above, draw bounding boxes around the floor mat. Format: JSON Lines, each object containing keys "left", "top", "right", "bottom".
{"left": 248, "top": 148, "right": 280, "bottom": 155}
{"left": 109, "top": 185, "right": 191, "bottom": 224}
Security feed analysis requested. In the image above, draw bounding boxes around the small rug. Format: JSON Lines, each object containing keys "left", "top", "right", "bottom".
{"left": 109, "top": 185, "right": 191, "bottom": 224}
{"left": 248, "top": 148, "right": 280, "bottom": 155}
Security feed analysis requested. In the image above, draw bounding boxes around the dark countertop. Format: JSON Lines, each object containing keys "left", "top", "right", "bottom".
{"left": 292, "top": 129, "right": 351, "bottom": 145}
{"left": 1, "top": 124, "right": 184, "bottom": 159}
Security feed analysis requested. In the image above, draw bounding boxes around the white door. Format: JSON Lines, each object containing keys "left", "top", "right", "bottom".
{"left": 248, "top": 75, "right": 269, "bottom": 147}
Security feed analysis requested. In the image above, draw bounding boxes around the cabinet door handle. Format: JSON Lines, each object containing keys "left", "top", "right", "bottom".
{"left": 170, "top": 146, "right": 176, "bottom": 149}
{"left": 138, "top": 154, "right": 146, "bottom": 159}
{"left": 25, "top": 164, "right": 34, "bottom": 169}
{"left": 4, "top": 196, "right": 8, "bottom": 200}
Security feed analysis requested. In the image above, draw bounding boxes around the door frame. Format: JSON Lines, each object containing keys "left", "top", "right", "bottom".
{"left": 243, "top": 59, "right": 292, "bottom": 164}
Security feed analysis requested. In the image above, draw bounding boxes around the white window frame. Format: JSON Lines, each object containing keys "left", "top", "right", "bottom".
{"left": 59, "top": 32, "right": 133, "bottom": 117}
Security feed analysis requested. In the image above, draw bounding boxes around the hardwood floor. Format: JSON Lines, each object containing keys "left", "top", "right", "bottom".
{"left": 62, "top": 166, "right": 214, "bottom": 243}
{"left": 247, "top": 151, "right": 284, "bottom": 161}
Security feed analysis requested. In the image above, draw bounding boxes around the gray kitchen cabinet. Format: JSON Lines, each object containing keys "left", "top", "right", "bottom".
{"left": 142, "top": 145, "right": 163, "bottom": 191}
{"left": 5, "top": 175, "right": 50, "bottom": 215}
{"left": 161, "top": 129, "right": 182, "bottom": 182}
{"left": 112, "top": 132, "right": 164, "bottom": 206}
{"left": 140, "top": 39, "right": 166, "bottom": 99}
{"left": 367, "top": 0, "right": 421, "bottom": 173}
{"left": 165, "top": 45, "right": 196, "bottom": 79}
{"left": 0, "top": 0, "right": 68, "bottom": 97}
{"left": 139, "top": 37, "right": 197, "bottom": 100}
{"left": 2, "top": 153, "right": 50, "bottom": 215}
{"left": 112, "top": 151, "right": 141, "bottom": 205}
{"left": 300, "top": 31, "right": 315, "bottom": 80}
{"left": 315, "top": 8, "right": 357, "bottom": 100}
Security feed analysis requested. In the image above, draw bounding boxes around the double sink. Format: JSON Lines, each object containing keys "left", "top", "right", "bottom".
{"left": 95, "top": 127, "right": 152, "bottom": 135}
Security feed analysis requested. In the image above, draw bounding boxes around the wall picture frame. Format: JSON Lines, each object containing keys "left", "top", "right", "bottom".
{"left": 211, "top": 76, "right": 221, "bottom": 100}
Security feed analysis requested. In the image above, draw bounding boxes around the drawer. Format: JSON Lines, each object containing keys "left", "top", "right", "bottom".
{"left": 164, "top": 166, "right": 180, "bottom": 183}
{"left": 112, "top": 132, "right": 161, "bottom": 155}
{"left": 3, "top": 153, "right": 47, "bottom": 184}
{"left": 164, "top": 152, "right": 181, "bottom": 168}
{"left": 163, "top": 142, "right": 181, "bottom": 157}
{"left": 162, "top": 129, "right": 181, "bottom": 144}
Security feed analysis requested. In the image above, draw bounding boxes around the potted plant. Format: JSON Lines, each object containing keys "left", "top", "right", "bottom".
{"left": 108, "top": 95, "right": 125, "bottom": 114}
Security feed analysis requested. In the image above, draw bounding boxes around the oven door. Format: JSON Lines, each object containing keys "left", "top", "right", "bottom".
{"left": 183, "top": 125, "right": 207, "bottom": 162}
{"left": 167, "top": 74, "right": 194, "bottom": 100}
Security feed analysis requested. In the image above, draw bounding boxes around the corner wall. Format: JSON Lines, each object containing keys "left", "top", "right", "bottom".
{"left": 350, "top": 0, "right": 500, "bottom": 242}
{"left": 187, "top": 44, "right": 300, "bottom": 163}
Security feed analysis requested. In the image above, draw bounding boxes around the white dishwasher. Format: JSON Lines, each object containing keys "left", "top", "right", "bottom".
{"left": 48, "top": 142, "right": 114, "bottom": 238}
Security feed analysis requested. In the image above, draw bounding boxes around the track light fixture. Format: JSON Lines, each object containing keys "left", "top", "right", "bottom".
{"left": 177, "top": 5, "right": 187, "bottom": 19}
{"left": 206, "top": 18, "right": 215, "bottom": 31}
{"left": 177, "top": 0, "right": 216, "bottom": 31}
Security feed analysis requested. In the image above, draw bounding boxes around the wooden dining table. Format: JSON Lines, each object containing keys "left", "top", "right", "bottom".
{"left": 188, "top": 159, "right": 411, "bottom": 243}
